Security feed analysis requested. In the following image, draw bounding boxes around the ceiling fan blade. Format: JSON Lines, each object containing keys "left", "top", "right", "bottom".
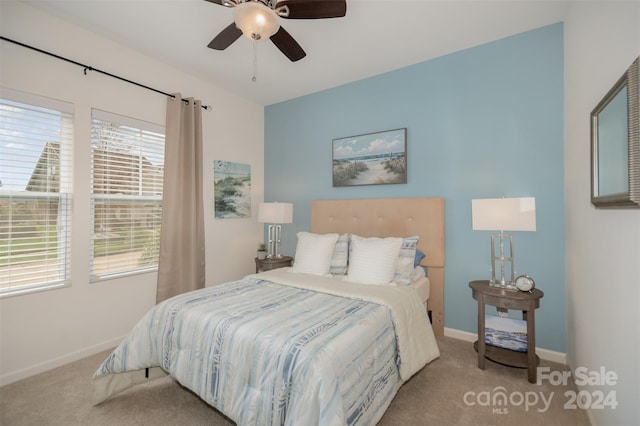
{"left": 203, "top": 0, "right": 230, "bottom": 6}
{"left": 208, "top": 22, "right": 242, "bottom": 50}
{"left": 270, "top": 26, "right": 306, "bottom": 62}
{"left": 276, "top": 0, "right": 346, "bottom": 19}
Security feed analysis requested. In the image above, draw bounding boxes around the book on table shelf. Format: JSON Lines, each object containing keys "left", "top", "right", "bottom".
{"left": 484, "top": 314, "right": 527, "bottom": 352}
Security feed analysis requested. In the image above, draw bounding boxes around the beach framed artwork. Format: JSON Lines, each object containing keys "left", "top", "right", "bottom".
{"left": 484, "top": 314, "right": 527, "bottom": 352}
{"left": 332, "top": 128, "right": 407, "bottom": 187}
{"left": 213, "top": 160, "right": 251, "bottom": 218}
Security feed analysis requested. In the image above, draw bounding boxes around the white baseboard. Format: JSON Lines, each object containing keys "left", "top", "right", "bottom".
{"left": 0, "top": 336, "right": 124, "bottom": 387}
{"left": 444, "top": 327, "right": 567, "bottom": 365}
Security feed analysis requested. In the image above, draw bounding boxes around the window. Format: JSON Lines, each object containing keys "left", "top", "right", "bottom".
{"left": 0, "top": 89, "right": 73, "bottom": 296}
{"left": 90, "top": 109, "right": 165, "bottom": 281}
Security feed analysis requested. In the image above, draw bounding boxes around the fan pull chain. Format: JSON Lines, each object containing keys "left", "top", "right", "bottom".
{"left": 252, "top": 40, "right": 257, "bottom": 82}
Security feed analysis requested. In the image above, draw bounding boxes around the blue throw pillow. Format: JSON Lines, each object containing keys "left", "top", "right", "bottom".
{"left": 414, "top": 249, "right": 426, "bottom": 267}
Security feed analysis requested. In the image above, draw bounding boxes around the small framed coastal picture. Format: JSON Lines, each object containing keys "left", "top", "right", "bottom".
{"left": 484, "top": 314, "right": 527, "bottom": 352}
{"left": 213, "top": 160, "right": 251, "bottom": 219}
{"left": 332, "top": 128, "right": 407, "bottom": 187}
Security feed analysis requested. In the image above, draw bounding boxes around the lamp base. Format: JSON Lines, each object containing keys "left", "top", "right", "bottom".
{"left": 266, "top": 224, "right": 283, "bottom": 259}
{"left": 489, "top": 280, "right": 518, "bottom": 291}
{"left": 489, "top": 232, "right": 517, "bottom": 290}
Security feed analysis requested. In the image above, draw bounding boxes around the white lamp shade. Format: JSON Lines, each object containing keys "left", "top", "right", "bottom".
{"left": 258, "top": 202, "right": 293, "bottom": 224}
{"left": 472, "top": 197, "right": 536, "bottom": 231}
{"left": 233, "top": 1, "right": 280, "bottom": 41}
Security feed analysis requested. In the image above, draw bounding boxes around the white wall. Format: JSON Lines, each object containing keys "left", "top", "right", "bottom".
{"left": 564, "top": 2, "right": 640, "bottom": 425}
{"left": 0, "top": 1, "right": 264, "bottom": 385}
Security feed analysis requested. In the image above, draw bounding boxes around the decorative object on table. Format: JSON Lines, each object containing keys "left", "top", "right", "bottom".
{"left": 484, "top": 314, "right": 528, "bottom": 352}
{"left": 214, "top": 160, "right": 251, "bottom": 218}
{"left": 590, "top": 56, "right": 639, "bottom": 208}
{"left": 258, "top": 202, "right": 293, "bottom": 258}
{"left": 257, "top": 243, "right": 267, "bottom": 260}
{"left": 471, "top": 197, "right": 536, "bottom": 290}
{"left": 332, "top": 128, "right": 407, "bottom": 187}
{"left": 515, "top": 274, "right": 535, "bottom": 292}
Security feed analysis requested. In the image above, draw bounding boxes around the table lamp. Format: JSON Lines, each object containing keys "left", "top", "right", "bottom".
{"left": 258, "top": 202, "right": 293, "bottom": 258}
{"left": 471, "top": 197, "right": 536, "bottom": 289}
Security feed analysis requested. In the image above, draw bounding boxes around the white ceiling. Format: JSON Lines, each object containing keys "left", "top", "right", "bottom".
{"left": 23, "top": 0, "right": 569, "bottom": 106}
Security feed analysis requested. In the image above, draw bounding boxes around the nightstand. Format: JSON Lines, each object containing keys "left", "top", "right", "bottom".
{"left": 469, "top": 280, "right": 544, "bottom": 383}
{"left": 255, "top": 256, "right": 293, "bottom": 273}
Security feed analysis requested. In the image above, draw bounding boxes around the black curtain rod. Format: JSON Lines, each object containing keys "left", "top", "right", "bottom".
{"left": 1, "top": 36, "right": 212, "bottom": 111}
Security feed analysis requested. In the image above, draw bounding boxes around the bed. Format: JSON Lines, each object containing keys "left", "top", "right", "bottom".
{"left": 92, "top": 197, "right": 445, "bottom": 425}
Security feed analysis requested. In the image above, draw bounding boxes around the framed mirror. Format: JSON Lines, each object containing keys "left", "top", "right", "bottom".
{"left": 590, "top": 56, "right": 639, "bottom": 208}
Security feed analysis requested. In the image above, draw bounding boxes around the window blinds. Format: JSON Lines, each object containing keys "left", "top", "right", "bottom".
{"left": 0, "top": 89, "right": 73, "bottom": 296}
{"left": 89, "top": 109, "right": 165, "bottom": 281}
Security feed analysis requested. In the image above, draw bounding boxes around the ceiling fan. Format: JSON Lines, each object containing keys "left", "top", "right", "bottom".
{"left": 204, "top": 0, "right": 347, "bottom": 62}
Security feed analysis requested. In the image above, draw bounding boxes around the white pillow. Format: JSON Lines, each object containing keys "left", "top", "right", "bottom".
{"left": 345, "top": 235, "right": 403, "bottom": 285}
{"left": 290, "top": 232, "right": 339, "bottom": 276}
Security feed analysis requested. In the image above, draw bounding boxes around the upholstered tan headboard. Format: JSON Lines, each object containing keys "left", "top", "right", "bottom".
{"left": 310, "top": 197, "right": 445, "bottom": 336}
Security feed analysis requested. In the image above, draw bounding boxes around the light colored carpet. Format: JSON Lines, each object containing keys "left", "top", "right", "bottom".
{"left": 0, "top": 336, "right": 589, "bottom": 425}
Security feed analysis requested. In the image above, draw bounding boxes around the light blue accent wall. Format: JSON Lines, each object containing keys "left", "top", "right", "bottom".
{"left": 264, "top": 23, "right": 565, "bottom": 352}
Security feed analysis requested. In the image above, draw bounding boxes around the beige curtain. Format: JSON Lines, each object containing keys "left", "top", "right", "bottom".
{"left": 156, "top": 94, "right": 205, "bottom": 303}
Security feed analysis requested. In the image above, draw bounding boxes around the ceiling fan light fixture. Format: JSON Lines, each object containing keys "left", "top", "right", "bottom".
{"left": 233, "top": 1, "right": 280, "bottom": 41}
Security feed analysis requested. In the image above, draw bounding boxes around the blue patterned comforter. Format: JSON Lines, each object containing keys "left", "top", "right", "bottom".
{"left": 92, "top": 269, "right": 439, "bottom": 425}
